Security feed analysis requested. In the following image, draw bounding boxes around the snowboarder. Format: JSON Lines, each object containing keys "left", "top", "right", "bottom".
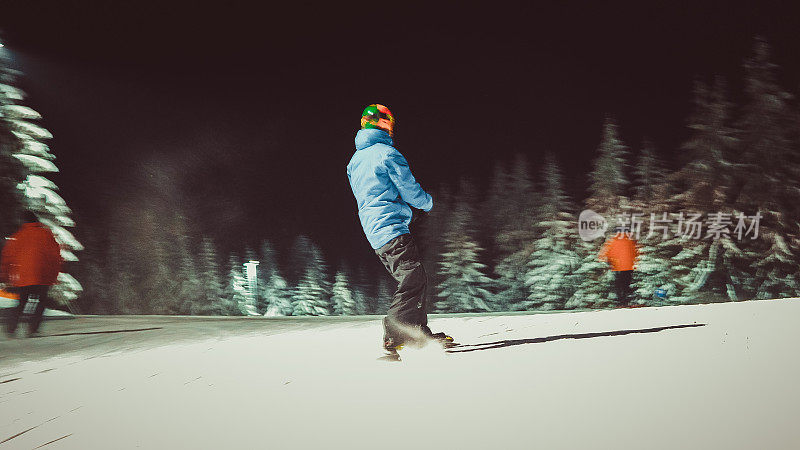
{"left": 1, "top": 211, "right": 63, "bottom": 337}
{"left": 346, "top": 104, "right": 453, "bottom": 357}
{"left": 598, "top": 227, "right": 638, "bottom": 307}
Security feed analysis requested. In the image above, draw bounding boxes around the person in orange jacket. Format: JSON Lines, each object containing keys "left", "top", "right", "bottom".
{"left": 1, "top": 211, "right": 62, "bottom": 337}
{"left": 598, "top": 226, "right": 638, "bottom": 307}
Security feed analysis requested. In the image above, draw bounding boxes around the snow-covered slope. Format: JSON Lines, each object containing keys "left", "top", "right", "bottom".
{"left": 1, "top": 299, "right": 799, "bottom": 449}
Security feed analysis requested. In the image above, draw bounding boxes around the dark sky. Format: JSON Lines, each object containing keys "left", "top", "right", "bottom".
{"left": 1, "top": 1, "right": 799, "bottom": 267}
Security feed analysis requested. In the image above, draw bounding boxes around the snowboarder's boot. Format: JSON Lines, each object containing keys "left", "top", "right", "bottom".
{"left": 379, "top": 337, "right": 404, "bottom": 362}
{"left": 429, "top": 332, "right": 457, "bottom": 348}
{"left": 421, "top": 326, "right": 457, "bottom": 348}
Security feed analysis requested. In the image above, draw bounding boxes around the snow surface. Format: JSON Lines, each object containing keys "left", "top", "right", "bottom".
{"left": 1, "top": 300, "right": 799, "bottom": 449}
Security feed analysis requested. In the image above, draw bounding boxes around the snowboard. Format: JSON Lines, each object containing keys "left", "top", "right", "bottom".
{"left": 377, "top": 337, "right": 459, "bottom": 362}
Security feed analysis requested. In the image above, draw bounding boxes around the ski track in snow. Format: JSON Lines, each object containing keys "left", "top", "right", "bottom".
{"left": 1, "top": 300, "right": 799, "bottom": 449}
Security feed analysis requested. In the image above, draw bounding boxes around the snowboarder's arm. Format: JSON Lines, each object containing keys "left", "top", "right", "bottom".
{"left": 0, "top": 237, "right": 17, "bottom": 283}
{"left": 384, "top": 150, "right": 433, "bottom": 211}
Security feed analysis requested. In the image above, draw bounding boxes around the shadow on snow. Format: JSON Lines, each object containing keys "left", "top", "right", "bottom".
{"left": 40, "top": 327, "right": 164, "bottom": 338}
{"left": 446, "top": 323, "right": 706, "bottom": 354}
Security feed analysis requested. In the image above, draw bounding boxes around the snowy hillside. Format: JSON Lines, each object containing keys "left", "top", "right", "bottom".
{"left": 1, "top": 299, "right": 799, "bottom": 449}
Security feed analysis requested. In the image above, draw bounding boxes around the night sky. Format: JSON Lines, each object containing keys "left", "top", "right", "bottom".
{"left": 1, "top": 1, "right": 799, "bottom": 267}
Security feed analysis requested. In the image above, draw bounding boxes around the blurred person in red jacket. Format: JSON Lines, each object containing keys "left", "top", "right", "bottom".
{"left": 1, "top": 211, "right": 62, "bottom": 337}
{"left": 598, "top": 226, "right": 639, "bottom": 307}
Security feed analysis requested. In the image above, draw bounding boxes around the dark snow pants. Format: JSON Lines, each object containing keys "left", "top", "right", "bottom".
{"left": 375, "top": 233, "right": 429, "bottom": 342}
{"left": 6, "top": 285, "right": 53, "bottom": 335}
{"left": 614, "top": 270, "right": 633, "bottom": 306}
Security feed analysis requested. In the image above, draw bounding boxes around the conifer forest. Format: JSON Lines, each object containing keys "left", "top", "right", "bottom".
{"left": 2, "top": 36, "right": 799, "bottom": 316}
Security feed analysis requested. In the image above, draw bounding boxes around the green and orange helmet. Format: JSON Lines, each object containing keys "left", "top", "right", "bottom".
{"left": 360, "top": 104, "right": 395, "bottom": 136}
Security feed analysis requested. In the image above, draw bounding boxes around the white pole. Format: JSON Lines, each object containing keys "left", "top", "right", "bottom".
{"left": 243, "top": 260, "right": 260, "bottom": 315}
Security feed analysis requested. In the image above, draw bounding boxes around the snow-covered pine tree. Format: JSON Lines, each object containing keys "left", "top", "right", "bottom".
{"left": 262, "top": 270, "right": 292, "bottom": 316}
{"left": 256, "top": 240, "right": 277, "bottom": 313}
{"left": 74, "top": 228, "right": 111, "bottom": 313}
{"left": 174, "top": 215, "right": 203, "bottom": 314}
{"left": 331, "top": 270, "right": 356, "bottom": 315}
{"left": 752, "top": 230, "right": 798, "bottom": 299}
{"left": 566, "top": 240, "right": 614, "bottom": 309}
{"left": 291, "top": 239, "right": 331, "bottom": 316}
{"left": 258, "top": 239, "right": 292, "bottom": 316}
{"left": 435, "top": 178, "right": 493, "bottom": 313}
{"left": 585, "top": 117, "right": 631, "bottom": 216}
{"left": 258, "top": 240, "right": 278, "bottom": 274}
{"left": 110, "top": 268, "right": 138, "bottom": 314}
{"left": 376, "top": 275, "right": 393, "bottom": 315}
{"left": 672, "top": 79, "right": 738, "bottom": 212}
{"left": 492, "top": 154, "right": 537, "bottom": 311}
{"left": 629, "top": 138, "right": 669, "bottom": 306}
{"left": 791, "top": 223, "right": 800, "bottom": 298}
{"left": 633, "top": 139, "right": 665, "bottom": 206}
{"left": 224, "top": 253, "right": 246, "bottom": 316}
{"left": 734, "top": 37, "right": 800, "bottom": 299}
{"left": 287, "top": 235, "right": 315, "bottom": 285}
{"left": 657, "top": 77, "right": 743, "bottom": 304}
{"left": 292, "top": 270, "right": 331, "bottom": 316}
{"left": 570, "top": 117, "right": 631, "bottom": 308}
{"left": 197, "top": 237, "right": 225, "bottom": 315}
{"left": 0, "top": 53, "right": 24, "bottom": 239}
{"left": 482, "top": 160, "right": 512, "bottom": 263}
{"left": 0, "top": 40, "right": 83, "bottom": 306}
{"left": 137, "top": 208, "right": 178, "bottom": 314}
{"left": 417, "top": 182, "right": 452, "bottom": 309}
{"left": 350, "top": 266, "right": 371, "bottom": 315}
{"left": 523, "top": 154, "right": 580, "bottom": 310}
{"left": 630, "top": 237, "right": 669, "bottom": 306}
{"left": 352, "top": 288, "right": 368, "bottom": 315}
{"left": 107, "top": 225, "right": 139, "bottom": 314}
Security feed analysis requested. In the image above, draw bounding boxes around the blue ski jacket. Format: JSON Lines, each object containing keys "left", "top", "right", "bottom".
{"left": 347, "top": 128, "right": 433, "bottom": 249}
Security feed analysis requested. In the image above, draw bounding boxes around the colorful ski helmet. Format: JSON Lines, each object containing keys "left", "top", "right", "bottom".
{"left": 360, "top": 104, "right": 395, "bottom": 136}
